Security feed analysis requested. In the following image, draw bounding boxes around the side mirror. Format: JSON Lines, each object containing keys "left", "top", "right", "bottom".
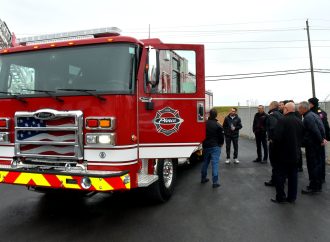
{"left": 146, "top": 48, "right": 160, "bottom": 88}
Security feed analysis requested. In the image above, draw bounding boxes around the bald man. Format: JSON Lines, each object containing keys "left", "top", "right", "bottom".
{"left": 271, "top": 102, "right": 304, "bottom": 204}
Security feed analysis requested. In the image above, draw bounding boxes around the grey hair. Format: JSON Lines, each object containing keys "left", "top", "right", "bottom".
{"left": 299, "top": 101, "right": 310, "bottom": 111}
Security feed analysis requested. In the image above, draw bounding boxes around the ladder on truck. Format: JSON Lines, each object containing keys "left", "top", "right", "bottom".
{"left": 0, "top": 19, "right": 12, "bottom": 49}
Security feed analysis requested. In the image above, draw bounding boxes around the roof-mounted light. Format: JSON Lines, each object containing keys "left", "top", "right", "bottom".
{"left": 17, "top": 27, "right": 122, "bottom": 46}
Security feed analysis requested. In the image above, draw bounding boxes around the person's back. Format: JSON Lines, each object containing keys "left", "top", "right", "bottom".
{"left": 275, "top": 112, "right": 304, "bottom": 163}
{"left": 201, "top": 108, "right": 224, "bottom": 188}
{"left": 203, "top": 119, "right": 224, "bottom": 149}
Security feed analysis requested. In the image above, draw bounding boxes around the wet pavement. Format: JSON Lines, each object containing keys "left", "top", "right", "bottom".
{"left": 0, "top": 138, "right": 329, "bottom": 242}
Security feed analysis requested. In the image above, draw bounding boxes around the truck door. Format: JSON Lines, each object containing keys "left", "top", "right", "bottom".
{"left": 137, "top": 44, "right": 205, "bottom": 160}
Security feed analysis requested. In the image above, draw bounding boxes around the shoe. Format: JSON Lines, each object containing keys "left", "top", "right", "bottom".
{"left": 264, "top": 181, "right": 275, "bottom": 187}
{"left": 212, "top": 183, "right": 221, "bottom": 188}
{"left": 260, "top": 160, "right": 267, "bottom": 164}
{"left": 286, "top": 198, "right": 296, "bottom": 204}
{"left": 298, "top": 167, "right": 303, "bottom": 172}
{"left": 234, "top": 159, "right": 240, "bottom": 164}
{"left": 201, "top": 178, "right": 209, "bottom": 184}
{"left": 301, "top": 188, "right": 321, "bottom": 195}
{"left": 225, "top": 159, "right": 230, "bottom": 164}
{"left": 270, "top": 198, "right": 288, "bottom": 204}
{"left": 253, "top": 159, "right": 261, "bottom": 163}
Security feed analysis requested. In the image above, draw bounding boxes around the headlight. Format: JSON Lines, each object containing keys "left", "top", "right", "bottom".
{"left": 98, "top": 135, "right": 111, "bottom": 144}
{"left": 86, "top": 133, "right": 116, "bottom": 145}
{"left": 0, "top": 132, "right": 9, "bottom": 143}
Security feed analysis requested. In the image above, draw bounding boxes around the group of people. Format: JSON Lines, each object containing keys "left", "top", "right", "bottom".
{"left": 200, "top": 98, "right": 330, "bottom": 204}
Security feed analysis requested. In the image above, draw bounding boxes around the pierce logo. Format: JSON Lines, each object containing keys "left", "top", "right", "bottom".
{"left": 153, "top": 107, "right": 184, "bottom": 136}
{"left": 34, "top": 111, "right": 56, "bottom": 120}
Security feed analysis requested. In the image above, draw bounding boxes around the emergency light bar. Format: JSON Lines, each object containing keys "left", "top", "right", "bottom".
{"left": 17, "top": 27, "right": 122, "bottom": 45}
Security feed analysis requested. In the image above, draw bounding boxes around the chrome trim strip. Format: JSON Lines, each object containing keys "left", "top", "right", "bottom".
{"left": 151, "top": 98, "right": 205, "bottom": 100}
{"left": 88, "top": 161, "right": 138, "bottom": 166}
{"left": 15, "top": 127, "right": 78, "bottom": 131}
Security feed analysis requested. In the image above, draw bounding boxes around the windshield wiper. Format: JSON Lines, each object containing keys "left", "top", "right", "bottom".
{"left": 57, "top": 88, "right": 106, "bottom": 101}
{"left": 22, "top": 89, "right": 64, "bottom": 103}
{"left": 0, "top": 91, "right": 27, "bottom": 104}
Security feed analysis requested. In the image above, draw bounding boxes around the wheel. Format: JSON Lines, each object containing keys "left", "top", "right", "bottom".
{"left": 147, "top": 158, "right": 177, "bottom": 203}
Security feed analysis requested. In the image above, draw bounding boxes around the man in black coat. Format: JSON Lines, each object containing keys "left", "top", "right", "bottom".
{"left": 308, "top": 97, "right": 330, "bottom": 183}
{"left": 253, "top": 105, "right": 268, "bottom": 163}
{"left": 265, "top": 101, "right": 283, "bottom": 187}
{"left": 201, "top": 108, "right": 224, "bottom": 188}
{"left": 223, "top": 108, "right": 242, "bottom": 164}
{"left": 271, "top": 102, "right": 304, "bottom": 203}
{"left": 299, "top": 101, "right": 328, "bottom": 194}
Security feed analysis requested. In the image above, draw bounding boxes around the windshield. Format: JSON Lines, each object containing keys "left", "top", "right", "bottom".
{"left": 0, "top": 43, "right": 138, "bottom": 97}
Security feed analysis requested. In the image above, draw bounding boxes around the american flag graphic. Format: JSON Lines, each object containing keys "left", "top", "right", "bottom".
{"left": 17, "top": 117, "right": 76, "bottom": 156}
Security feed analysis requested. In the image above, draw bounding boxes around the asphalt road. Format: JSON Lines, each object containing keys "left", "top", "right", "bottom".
{"left": 0, "top": 138, "right": 329, "bottom": 242}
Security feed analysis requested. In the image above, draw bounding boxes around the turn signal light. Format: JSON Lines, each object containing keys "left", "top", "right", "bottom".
{"left": 85, "top": 117, "right": 116, "bottom": 130}
{"left": 99, "top": 119, "right": 111, "bottom": 128}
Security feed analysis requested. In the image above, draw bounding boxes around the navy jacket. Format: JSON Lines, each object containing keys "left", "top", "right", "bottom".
{"left": 302, "top": 110, "right": 326, "bottom": 147}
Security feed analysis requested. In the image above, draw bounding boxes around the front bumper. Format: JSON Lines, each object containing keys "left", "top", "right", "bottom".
{"left": 0, "top": 165, "right": 130, "bottom": 191}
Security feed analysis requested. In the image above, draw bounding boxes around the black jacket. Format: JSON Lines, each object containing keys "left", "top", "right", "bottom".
{"left": 273, "top": 112, "right": 304, "bottom": 164}
{"left": 302, "top": 110, "right": 326, "bottom": 147}
{"left": 203, "top": 119, "right": 224, "bottom": 149}
{"left": 266, "top": 108, "right": 283, "bottom": 140}
{"left": 311, "top": 107, "right": 330, "bottom": 141}
{"left": 253, "top": 112, "right": 268, "bottom": 134}
{"left": 223, "top": 115, "right": 242, "bottom": 138}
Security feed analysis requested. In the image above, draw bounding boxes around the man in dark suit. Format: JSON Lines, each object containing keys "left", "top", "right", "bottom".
{"left": 271, "top": 102, "right": 304, "bottom": 204}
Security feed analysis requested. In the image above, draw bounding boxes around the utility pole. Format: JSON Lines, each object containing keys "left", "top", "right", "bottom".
{"left": 148, "top": 24, "right": 151, "bottom": 39}
{"left": 306, "top": 19, "right": 316, "bottom": 97}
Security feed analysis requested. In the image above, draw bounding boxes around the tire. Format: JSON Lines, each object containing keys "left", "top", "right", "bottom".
{"left": 147, "top": 158, "right": 177, "bottom": 203}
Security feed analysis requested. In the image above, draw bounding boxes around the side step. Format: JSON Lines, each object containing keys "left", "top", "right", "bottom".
{"left": 138, "top": 174, "right": 158, "bottom": 187}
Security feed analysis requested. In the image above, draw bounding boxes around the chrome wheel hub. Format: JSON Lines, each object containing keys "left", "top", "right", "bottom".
{"left": 163, "top": 159, "right": 174, "bottom": 189}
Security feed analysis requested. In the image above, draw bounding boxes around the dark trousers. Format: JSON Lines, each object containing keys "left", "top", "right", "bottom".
{"left": 274, "top": 163, "right": 298, "bottom": 201}
{"left": 268, "top": 142, "right": 277, "bottom": 182}
{"left": 297, "top": 149, "right": 303, "bottom": 170}
{"left": 225, "top": 136, "right": 238, "bottom": 159}
{"left": 305, "top": 145, "right": 323, "bottom": 190}
{"left": 321, "top": 147, "right": 326, "bottom": 181}
{"left": 255, "top": 132, "right": 268, "bottom": 160}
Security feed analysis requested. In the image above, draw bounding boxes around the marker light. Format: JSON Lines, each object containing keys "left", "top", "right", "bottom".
{"left": 86, "top": 119, "right": 99, "bottom": 128}
{"left": 99, "top": 119, "right": 111, "bottom": 128}
{"left": 0, "top": 118, "right": 9, "bottom": 129}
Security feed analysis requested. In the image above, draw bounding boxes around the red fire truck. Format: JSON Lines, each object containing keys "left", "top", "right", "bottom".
{"left": 0, "top": 27, "right": 209, "bottom": 201}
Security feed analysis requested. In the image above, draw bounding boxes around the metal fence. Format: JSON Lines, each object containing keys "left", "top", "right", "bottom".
{"left": 237, "top": 102, "right": 330, "bottom": 163}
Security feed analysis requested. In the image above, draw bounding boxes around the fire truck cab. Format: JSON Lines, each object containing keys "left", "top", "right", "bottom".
{"left": 0, "top": 27, "right": 206, "bottom": 202}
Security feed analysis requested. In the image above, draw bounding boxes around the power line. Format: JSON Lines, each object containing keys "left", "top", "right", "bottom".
{"left": 206, "top": 70, "right": 311, "bottom": 81}
{"left": 206, "top": 68, "right": 311, "bottom": 78}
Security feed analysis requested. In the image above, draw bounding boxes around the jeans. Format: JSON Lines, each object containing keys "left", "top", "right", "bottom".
{"left": 225, "top": 136, "right": 238, "bottom": 159}
{"left": 255, "top": 132, "right": 268, "bottom": 160}
{"left": 201, "top": 146, "right": 221, "bottom": 184}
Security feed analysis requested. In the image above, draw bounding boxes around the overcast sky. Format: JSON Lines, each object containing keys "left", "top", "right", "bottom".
{"left": 1, "top": 0, "right": 330, "bottom": 106}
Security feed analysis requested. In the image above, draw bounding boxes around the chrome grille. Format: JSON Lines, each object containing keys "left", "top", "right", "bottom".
{"left": 15, "top": 109, "right": 83, "bottom": 160}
